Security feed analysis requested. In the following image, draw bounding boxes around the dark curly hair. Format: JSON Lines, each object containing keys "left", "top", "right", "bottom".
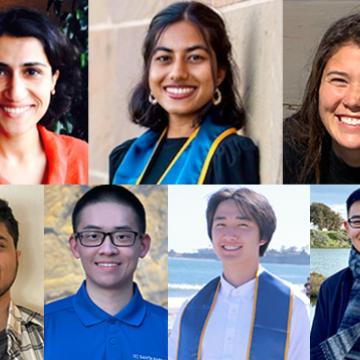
{"left": 130, "top": 1, "right": 246, "bottom": 131}
{"left": 0, "top": 199, "right": 19, "bottom": 248}
{"left": 0, "top": 7, "right": 81, "bottom": 128}
{"left": 285, "top": 13, "right": 360, "bottom": 183}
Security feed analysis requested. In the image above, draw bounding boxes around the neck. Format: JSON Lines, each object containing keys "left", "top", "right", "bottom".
{"left": 332, "top": 141, "right": 360, "bottom": 167}
{"left": 0, "top": 292, "right": 10, "bottom": 331}
{"left": 0, "top": 127, "right": 42, "bottom": 160}
{"left": 222, "top": 259, "right": 259, "bottom": 288}
{"left": 167, "top": 115, "right": 196, "bottom": 138}
{"left": 86, "top": 280, "right": 134, "bottom": 316}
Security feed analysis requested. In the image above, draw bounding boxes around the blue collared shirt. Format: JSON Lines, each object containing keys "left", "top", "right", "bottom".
{"left": 45, "top": 282, "right": 167, "bottom": 360}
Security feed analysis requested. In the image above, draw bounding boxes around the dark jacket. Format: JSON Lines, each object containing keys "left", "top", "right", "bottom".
{"left": 310, "top": 267, "right": 353, "bottom": 359}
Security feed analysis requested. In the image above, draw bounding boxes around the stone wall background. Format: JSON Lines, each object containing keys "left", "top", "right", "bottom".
{"left": 89, "top": 0, "right": 282, "bottom": 184}
{"left": 283, "top": 0, "right": 360, "bottom": 118}
{"left": 44, "top": 185, "right": 168, "bottom": 308}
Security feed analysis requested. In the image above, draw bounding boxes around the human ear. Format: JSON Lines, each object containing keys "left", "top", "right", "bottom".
{"left": 216, "top": 67, "right": 226, "bottom": 87}
{"left": 51, "top": 69, "right": 60, "bottom": 90}
{"left": 69, "top": 235, "right": 81, "bottom": 259}
{"left": 139, "top": 234, "right": 151, "bottom": 258}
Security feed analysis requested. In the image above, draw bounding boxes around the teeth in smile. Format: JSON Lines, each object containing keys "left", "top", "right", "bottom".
{"left": 223, "top": 245, "right": 241, "bottom": 250}
{"left": 97, "top": 263, "right": 118, "bottom": 267}
{"left": 340, "top": 117, "right": 360, "bottom": 125}
{"left": 3, "top": 106, "right": 30, "bottom": 114}
{"left": 166, "top": 87, "right": 194, "bottom": 95}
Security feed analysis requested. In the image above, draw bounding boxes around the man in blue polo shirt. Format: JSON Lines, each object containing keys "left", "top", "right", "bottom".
{"left": 45, "top": 185, "right": 167, "bottom": 360}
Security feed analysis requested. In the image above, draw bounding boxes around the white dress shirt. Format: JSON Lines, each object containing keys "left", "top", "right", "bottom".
{"left": 168, "top": 268, "right": 310, "bottom": 360}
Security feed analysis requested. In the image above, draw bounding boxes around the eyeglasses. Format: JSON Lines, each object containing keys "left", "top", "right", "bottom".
{"left": 348, "top": 217, "right": 360, "bottom": 229}
{"left": 75, "top": 230, "right": 142, "bottom": 247}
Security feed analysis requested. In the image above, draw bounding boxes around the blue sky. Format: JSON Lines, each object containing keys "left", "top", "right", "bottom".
{"left": 311, "top": 185, "right": 360, "bottom": 219}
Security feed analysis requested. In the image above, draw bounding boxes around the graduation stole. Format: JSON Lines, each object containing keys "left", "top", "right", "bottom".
{"left": 111, "top": 115, "right": 237, "bottom": 184}
{"left": 177, "top": 270, "right": 293, "bottom": 360}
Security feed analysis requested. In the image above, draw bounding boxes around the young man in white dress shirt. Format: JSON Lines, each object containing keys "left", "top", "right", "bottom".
{"left": 168, "top": 187, "right": 310, "bottom": 360}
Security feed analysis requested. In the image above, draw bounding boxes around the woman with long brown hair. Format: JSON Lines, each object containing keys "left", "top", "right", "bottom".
{"left": 284, "top": 13, "right": 360, "bottom": 184}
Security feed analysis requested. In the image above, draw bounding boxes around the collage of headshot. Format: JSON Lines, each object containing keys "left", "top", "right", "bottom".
{"left": 0, "top": 0, "right": 358, "bottom": 359}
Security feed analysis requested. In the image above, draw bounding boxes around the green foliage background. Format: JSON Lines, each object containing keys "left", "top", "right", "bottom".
{"left": 47, "top": 0, "right": 88, "bottom": 140}
{"left": 310, "top": 202, "right": 343, "bottom": 231}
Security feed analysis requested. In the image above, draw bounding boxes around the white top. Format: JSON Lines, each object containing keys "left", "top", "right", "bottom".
{"left": 168, "top": 269, "right": 310, "bottom": 360}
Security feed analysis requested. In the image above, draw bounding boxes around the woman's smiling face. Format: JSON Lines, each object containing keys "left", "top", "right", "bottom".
{"left": 148, "top": 20, "right": 225, "bottom": 124}
{"left": 0, "top": 35, "right": 59, "bottom": 137}
{"left": 318, "top": 42, "right": 360, "bottom": 154}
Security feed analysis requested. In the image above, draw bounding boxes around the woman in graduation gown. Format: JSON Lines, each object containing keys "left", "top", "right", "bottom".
{"left": 110, "top": 1, "right": 259, "bottom": 185}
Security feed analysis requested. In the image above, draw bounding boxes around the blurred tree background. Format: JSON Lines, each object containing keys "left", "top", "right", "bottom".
{"left": 310, "top": 202, "right": 350, "bottom": 248}
{"left": 47, "top": 0, "right": 88, "bottom": 140}
{"left": 310, "top": 202, "right": 343, "bottom": 231}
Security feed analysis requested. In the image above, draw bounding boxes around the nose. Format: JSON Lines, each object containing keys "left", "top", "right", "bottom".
{"left": 170, "top": 57, "right": 189, "bottom": 81}
{"left": 98, "top": 236, "right": 119, "bottom": 255}
{"left": 223, "top": 227, "right": 239, "bottom": 239}
{"left": 343, "top": 83, "right": 360, "bottom": 111}
{"left": 4, "top": 72, "right": 27, "bottom": 101}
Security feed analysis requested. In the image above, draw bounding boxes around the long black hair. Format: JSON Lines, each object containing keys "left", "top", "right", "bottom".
{"left": 129, "top": 1, "right": 246, "bottom": 132}
{"left": 0, "top": 7, "right": 81, "bottom": 128}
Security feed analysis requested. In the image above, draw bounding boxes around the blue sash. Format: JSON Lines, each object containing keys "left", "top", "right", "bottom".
{"left": 112, "top": 115, "right": 237, "bottom": 184}
{"left": 177, "top": 270, "right": 293, "bottom": 360}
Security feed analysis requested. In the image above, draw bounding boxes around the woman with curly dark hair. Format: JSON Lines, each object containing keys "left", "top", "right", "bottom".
{"left": 0, "top": 7, "right": 87, "bottom": 184}
{"left": 110, "top": 1, "right": 259, "bottom": 184}
{"left": 284, "top": 13, "right": 360, "bottom": 184}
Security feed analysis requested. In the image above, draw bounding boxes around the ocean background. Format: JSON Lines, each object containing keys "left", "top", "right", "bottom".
{"left": 169, "top": 257, "right": 309, "bottom": 328}
{"left": 310, "top": 248, "right": 349, "bottom": 277}
{"left": 310, "top": 248, "right": 349, "bottom": 322}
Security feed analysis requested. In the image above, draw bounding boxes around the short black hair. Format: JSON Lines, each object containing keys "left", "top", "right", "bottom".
{"left": 0, "top": 7, "right": 81, "bottom": 128}
{"left": 0, "top": 199, "right": 19, "bottom": 248}
{"left": 72, "top": 185, "right": 146, "bottom": 233}
{"left": 346, "top": 188, "right": 360, "bottom": 215}
{"left": 206, "top": 187, "right": 276, "bottom": 256}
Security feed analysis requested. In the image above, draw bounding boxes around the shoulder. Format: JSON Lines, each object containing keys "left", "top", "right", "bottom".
{"left": 110, "top": 138, "right": 137, "bottom": 160}
{"left": 45, "top": 295, "right": 75, "bottom": 318}
{"left": 143, "top": 300, "right": 168, "bottom": 320}
{"left": 16, "top": 305, "right": 44, "bottom": 327}
{"left": 216, "top": 133, "right": 258, "bottom": 153}
{"left": 205, "top": 134, "right": 259, "bottom": 184}
{"left": 319, "top": 267, "right": 352, "bottom": 293}
{"left": 39, "top": 126, "right": 88, "bottom": 155}
{"left": 109, "top": 138, "right": 137, "bottom": 181}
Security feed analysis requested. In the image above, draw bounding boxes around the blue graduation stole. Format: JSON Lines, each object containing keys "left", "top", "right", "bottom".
{"left": 111, "top": 115, "right": 237, "bottom": 184}
{"left": 177, "top": 270, "right": 293, "bottom": 360}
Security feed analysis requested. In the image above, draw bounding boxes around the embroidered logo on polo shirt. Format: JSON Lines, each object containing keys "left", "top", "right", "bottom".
{"left": 132, "top": 354, "right": 166, "bottom": 360}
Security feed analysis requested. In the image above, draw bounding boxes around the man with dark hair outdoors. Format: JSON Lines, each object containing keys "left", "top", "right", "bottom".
{"left": 311, "top": 188, "right": 360, "bottom": 359}
{"left": 0, "top": 199, "right": 44, "bottom": 360}
{"left": 169, "top": 187, "right": 310, "bottom": 359}
{"left": 45, "top": 185, "right": 167, "bottom": 360}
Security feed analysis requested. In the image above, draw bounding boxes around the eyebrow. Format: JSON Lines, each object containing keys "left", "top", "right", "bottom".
{"left": 325, "top": 70, "right": 349, "bottom": 77}
{"left": 153, "top": 44, "right": 210, "bottom": 54}
{"left": 80, "top": 225, "right": 134, "bottom": 231}
{"left": 0, "top": 235, "right": 8, "bottom": 241}
{"left": 213, "top": 215, "right": 252, "bottom": 221}
{"left": 0, "top": 61, "right": 48, "bottom": 68}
